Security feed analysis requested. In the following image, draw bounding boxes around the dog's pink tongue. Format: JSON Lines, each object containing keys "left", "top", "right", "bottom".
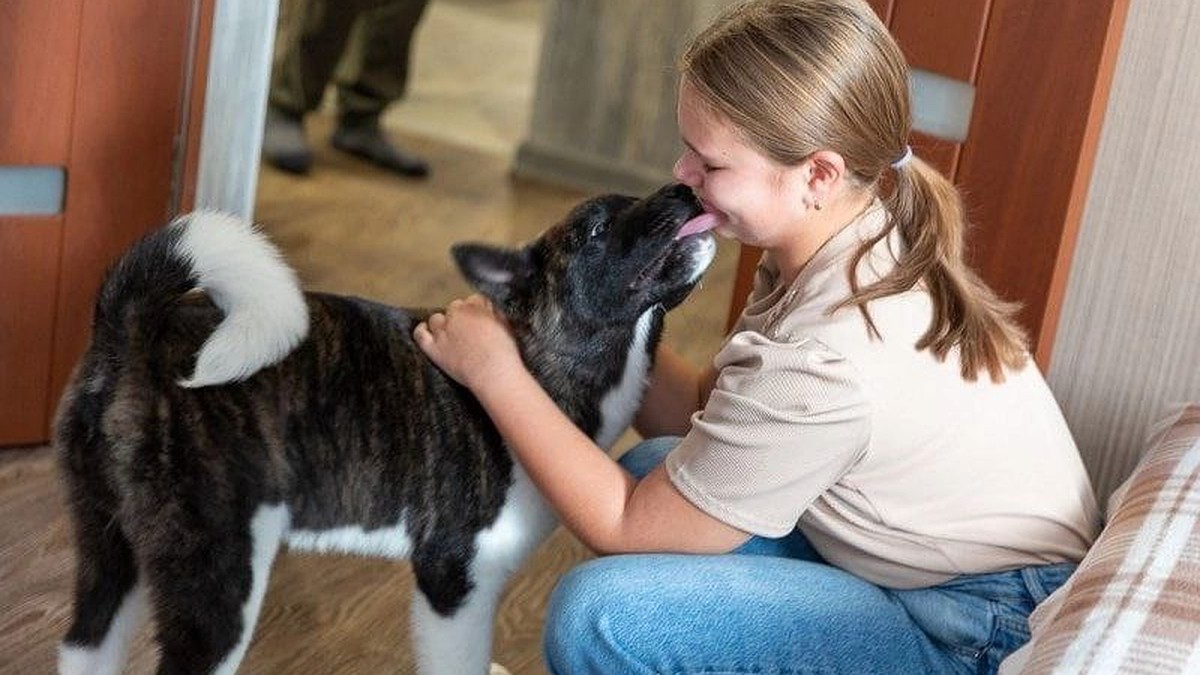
{"left": 675, "top": 212, "right": 719, "bottom": 240}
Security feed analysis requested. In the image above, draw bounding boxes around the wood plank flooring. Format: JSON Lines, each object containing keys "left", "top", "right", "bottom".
{"left": 0, "top": 442, "right": 588, "bottom": 675}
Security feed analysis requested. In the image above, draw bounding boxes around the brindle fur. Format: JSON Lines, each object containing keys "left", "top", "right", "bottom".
{"left": 55, "top": 183, "right": 713, "bottom": 675}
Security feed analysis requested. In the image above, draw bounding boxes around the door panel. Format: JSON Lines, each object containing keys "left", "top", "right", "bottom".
{"left": 48, "top": 0, "right": 197, "bottom": 410}
{"left": 958, "top": 0, "right": 1130, "bottom": 365}
{"left": 911, "top": 131, "right": 959, "bottom": 177}
{"left": 867, "top": 0, "right": 896, "bottom": 25}
{"left": 0, "top": 0, "right": 207, "bottom": 446}
{"left": 891, "top": 0, "right": 990, "bottom": 82}
{"left": 0, "top": 1, "right": 83, "bottom": 444}
{"left": 0, "top": 218, "right": 63, "bottom": 444}
{"left": 892, "top": 1, "right": 989, "bottom": 183}
{"left": 0, "top": 2, "right": 83, "bottom": 163}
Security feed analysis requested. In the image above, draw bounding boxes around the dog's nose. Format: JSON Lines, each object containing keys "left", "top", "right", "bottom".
{"left": 660, "top": 183, "right": 700, "bottom": 211}
{"left": 665, "top": 183, "right": 695, "bottom": 200}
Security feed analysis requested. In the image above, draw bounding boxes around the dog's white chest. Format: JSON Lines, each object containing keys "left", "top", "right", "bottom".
{"left": 595, "top": 309, "right": 656, "bottom": 449}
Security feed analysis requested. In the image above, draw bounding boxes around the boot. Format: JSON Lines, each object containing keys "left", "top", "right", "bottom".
{"left": 331, "top": 113, "right": 429, "bottom": 178}
{"left": 262, "top": 106, "right": 313, "bottom": 175}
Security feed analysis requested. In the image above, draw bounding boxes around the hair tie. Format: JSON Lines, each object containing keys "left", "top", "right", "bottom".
{"left": 891, "top": 145, "right": 913, "bottom": 170}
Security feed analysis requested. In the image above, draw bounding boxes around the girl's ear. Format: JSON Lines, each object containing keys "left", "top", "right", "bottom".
{"left": 450, "top": 243, "right": 534, "bottom": 305}
{"left": 803, "top": 149, "right": 848, "bottom": 205}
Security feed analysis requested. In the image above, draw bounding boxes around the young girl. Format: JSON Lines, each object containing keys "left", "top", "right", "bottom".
{"left": 414, "top": 0, "right": 1100, "bottom": 672}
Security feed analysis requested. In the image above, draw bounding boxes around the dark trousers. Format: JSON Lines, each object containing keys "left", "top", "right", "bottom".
{"left": 270, "top": 0, "right": 431, "bottom": 120}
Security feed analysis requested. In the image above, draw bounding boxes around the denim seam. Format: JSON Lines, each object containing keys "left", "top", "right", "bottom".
{"left": 941, "top": 599, "right": 1001, "bottom": 663}
{"left": 1021, "top": 566, "right": 1051, "bottom": 603}
{"left": 595, "top": 614, "right": 656, "bottom": 675}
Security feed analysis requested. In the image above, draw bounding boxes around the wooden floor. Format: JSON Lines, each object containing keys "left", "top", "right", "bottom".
{"left": 0, "top": 1, "right": 739, "bottom": 672}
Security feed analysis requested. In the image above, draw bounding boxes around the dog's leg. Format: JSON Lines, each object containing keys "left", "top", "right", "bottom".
{"left": 210, "top": 503, "right": 288, "bottom": 675}
{"left": 410, "top": 553, "right": 512, "bottom": 675}
{"left": 411, "top": 468, "right": 555, "bottom": 675}
{"left": 147, "top": 503, "right": 287, "bottom": 675}
{"left": 58, "top": 507, "right": 149, "bottom": 675}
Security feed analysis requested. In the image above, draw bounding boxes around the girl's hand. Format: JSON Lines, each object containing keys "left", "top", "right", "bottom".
{"left": 413, "top": 294, "right": 524, "bottom": 391}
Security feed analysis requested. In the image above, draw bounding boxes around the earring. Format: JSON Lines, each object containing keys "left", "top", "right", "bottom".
{"left": 813, "top": 201, "right": 822, "bottom": 211}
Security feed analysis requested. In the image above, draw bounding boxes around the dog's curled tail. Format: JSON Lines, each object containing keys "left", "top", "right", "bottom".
{"left": 94, "top": 210, "right": 308, "bottom": 388}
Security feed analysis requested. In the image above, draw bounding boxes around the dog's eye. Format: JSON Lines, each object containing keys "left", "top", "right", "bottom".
{"left": 589, "top": 220, "right": 609, "bottom": 239}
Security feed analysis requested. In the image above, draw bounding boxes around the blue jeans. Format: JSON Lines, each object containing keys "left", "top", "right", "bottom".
{"left": 543, "top": 437, "right": 1075, "bottom": 674}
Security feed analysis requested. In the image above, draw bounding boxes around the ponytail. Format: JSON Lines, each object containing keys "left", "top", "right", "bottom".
{"left": 836, "top": 157, "right": 1029, "bottom": 382}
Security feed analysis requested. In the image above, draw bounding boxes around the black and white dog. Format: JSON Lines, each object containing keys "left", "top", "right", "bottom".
{"left": 55, "top": 183, "right": 715, "bottom": 675}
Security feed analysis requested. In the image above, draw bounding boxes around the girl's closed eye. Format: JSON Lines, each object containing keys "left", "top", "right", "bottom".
{"left": 684, "top": 144, "right": 721, "bottom": 173}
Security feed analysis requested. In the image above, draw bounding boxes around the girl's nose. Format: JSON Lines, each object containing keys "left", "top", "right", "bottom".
{"left": 673, "top": 154, "right": 699, "bottom": 187}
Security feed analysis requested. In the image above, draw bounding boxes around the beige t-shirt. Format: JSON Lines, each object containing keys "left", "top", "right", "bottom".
{"left": 665, "top": 202, "right": 1101, "bottom": 589}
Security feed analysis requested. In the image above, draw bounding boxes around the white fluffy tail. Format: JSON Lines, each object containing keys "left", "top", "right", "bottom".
{"left": 174, "top": 211, "right": 309, "bottom": 388}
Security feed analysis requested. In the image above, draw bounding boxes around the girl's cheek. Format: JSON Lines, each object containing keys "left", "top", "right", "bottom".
{"left": 705, "top": 177, "right": 735, "bottom": 215}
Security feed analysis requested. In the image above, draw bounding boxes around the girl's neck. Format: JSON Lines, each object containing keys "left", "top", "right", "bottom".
{"left": 774, "top": 191, "right": 875, "bottom": 287}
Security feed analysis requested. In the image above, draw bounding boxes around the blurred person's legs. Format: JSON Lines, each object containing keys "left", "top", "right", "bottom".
{"left": 265, "top": 0, "right": 430, "bottom": 177}
{"left": 330, "top": 0, "right": 430, "bottom": 177}
{"left": 266, "top": 0, "right": 361, "bottom": 173}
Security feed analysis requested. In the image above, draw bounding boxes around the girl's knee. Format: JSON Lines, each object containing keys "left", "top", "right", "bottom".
{"left": 544, "top": 562, "right": 598, "bottom": 672}
{"left": 543, "top": 557, "right": 645, "bottom": 673}
{"left": 545, "top": 559, "right": 611, "bottom": 639}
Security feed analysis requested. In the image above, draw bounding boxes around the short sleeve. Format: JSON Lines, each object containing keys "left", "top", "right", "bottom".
{"left": 665, "top": 331, "right": 871, "bottom": 537}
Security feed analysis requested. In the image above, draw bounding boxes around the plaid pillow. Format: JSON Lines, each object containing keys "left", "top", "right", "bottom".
{"left": 1000, "top": 404, "right": 1200, "bottom": 674}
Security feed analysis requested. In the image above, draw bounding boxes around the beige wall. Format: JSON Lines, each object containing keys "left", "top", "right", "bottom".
{"left": 514, "top": 0, "right": 734, "bottom": 195}
{"left": 1048, "top": 0, "right": 1200, "bottom": 501}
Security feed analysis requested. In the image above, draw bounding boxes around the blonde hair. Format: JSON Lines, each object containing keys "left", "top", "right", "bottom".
{"left": 680, "top": 0, "right": 1028, "bottom": 382}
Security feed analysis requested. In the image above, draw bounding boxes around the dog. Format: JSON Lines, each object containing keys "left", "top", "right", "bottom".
{"left": 54, "top": 182, "right": 716, "bottom": 675}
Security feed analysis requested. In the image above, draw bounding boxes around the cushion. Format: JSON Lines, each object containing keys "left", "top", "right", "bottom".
{"left": 1000, "top": 403, "right": 1200, "bottom": 674}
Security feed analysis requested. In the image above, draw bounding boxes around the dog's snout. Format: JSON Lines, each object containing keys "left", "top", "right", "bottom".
{"left": 652, "top": 184, "right": 702, "bottom": 217}
{"left": 647, "top": 182, "right": 695, "bottom": 202}
{"left": 665, "top": 183, "right": 697, "bottom": 203}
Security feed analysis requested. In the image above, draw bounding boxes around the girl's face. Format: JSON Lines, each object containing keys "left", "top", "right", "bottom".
{"left": 672, "top": 80, "right": 811, "bottom": 250}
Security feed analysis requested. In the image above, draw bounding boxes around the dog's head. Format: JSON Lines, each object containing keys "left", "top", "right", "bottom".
{"left": 451, "top": 183, "right": 716, "bottom": 330}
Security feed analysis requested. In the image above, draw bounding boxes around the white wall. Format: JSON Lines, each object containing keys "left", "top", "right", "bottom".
{"left": 1049, "top": 0, "right": 1200, "bottom": 501}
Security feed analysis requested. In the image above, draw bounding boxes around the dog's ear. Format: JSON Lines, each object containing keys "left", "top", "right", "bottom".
{"left": 451, "top": 243, "right": 533, "bottom": 304}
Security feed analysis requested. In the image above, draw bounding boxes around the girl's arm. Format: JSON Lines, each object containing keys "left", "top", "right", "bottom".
{"left": 414, "top": 295, "right": 750, "bottom": 555}
{"left": 633, "top": 344, "right": 719, "bottom": 438}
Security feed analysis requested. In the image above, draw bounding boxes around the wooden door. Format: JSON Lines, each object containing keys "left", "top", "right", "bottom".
{"left": 0, "top": 0, "right": 213, "bottom": 446}
{"left": 727, "top": 0, "right": 1132, "bottom": 369}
